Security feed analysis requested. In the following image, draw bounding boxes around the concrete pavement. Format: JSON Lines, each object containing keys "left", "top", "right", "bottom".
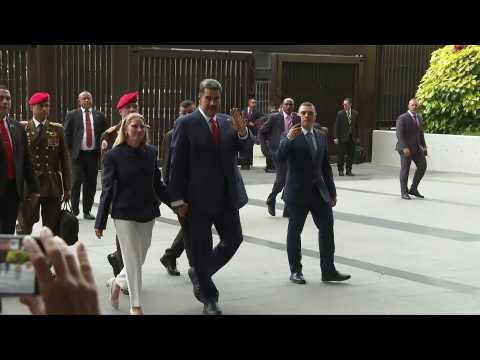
{"left": 2, "top": 145, "right": 480, "bottom": 315}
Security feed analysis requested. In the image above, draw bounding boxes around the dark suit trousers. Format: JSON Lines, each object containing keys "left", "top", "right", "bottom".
{"left": 267, "top": 153, "right": 287, "bottom": 203}
{"left": 186, "top": 204, "right": 243, "bottom": 302}
{"left": 399, "top": 150, "right": 427, "bottom": 194}
{"left": 71, "top": 150, "right": 99, "bottom": 214}
{"left": 17, "top": 196, "right": 61, "bottom": 235}
{"left": 239, "top": 142, "right": 254, "bottom": 166}
{"left": 163, "top": 227, "right": 192, "bottom": 266}
{"left": 337, "top": 136, "right": 355, "bottom": 172}
{"left": 261, "top": 143, "right": 275, "bottom": 170}
{"left": 286, "top": 189, "right": 336, "bottom": 274}
{"left": 0, "top": 180, "right": 20, "bottom": 234}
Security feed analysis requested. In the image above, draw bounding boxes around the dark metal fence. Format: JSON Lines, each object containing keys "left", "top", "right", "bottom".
{"left": 133, "top": 48, "right": 255, "bottom": 155}
{"left": 55, "top": 45, "right": 113, "bottom": 123}
{"left": 376, "top": 45, "right": 442, "bottom": 128}
{"left": 0, "top": 46, "right": 29, "bottom": 121}
{"left": 255, "top": 79, "right": 270, "bottom": 114}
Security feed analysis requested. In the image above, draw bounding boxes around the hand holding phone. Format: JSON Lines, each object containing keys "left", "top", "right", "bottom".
{"left": 18, "top": 227, "right": 100, "bottom": 315}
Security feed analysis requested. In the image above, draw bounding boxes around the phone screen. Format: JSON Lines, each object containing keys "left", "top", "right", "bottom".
{"left": 0, "top": 235, "right": 39, "bottom": 297}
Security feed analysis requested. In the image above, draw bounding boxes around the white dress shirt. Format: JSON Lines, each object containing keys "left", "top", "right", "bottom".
{"left": 33, "top": 117, "right": 46, "bottom": 130}
{"left": 408, "top": 110, "right": 419, "bottom": 126}
{"left": 81, "top": 107, "right": 96, "bottom": 151}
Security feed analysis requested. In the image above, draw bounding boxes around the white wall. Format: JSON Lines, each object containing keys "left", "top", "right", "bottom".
{"left": 372, "top": 130, "right": 480, "bottom": 174}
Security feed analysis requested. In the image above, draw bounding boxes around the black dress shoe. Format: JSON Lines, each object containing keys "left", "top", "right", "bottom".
{"left": 72, "top": 209, "right": 79, "bottom": 216}
{"left": 322, "top": 270, "right": 351, "bottom": 282}
{"left": 339, "top": 171, "right": 345, "bottom": 176}
{"left": 289, "top": 272, "right": 306, "bottom": 284}
{"left": 409, "top": 188, "right": 424, "bottom": 198}
{"left": 160, "top": 255, "right": 180, "bottom": 276}
{"left": 188, "top": 268, "right": 208, "bottom": 303}
{"left": 241, "top": 164, "right": 251, "bottom": 170}
{"left": 346, "top": 171, "right": 355, "bottom": 176}
{"left": 83, "top": 212, "right": 95, "bottom": 220}
{"left": 266, "top": 200, "right": 276, "bottom": 217}
{"left": 265, "top": 168, "right": 276, "bottom": 173}
{"left": 401, "top": 193, "right": 412, "bottom": 200}
{"left": 203, "top": 301, "right": 222, "bottom": 315}
{"left": 107, "top": 253, "right": 122, "bottom": 277}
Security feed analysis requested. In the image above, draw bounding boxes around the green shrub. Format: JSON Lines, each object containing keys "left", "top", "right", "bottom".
{"left": 6, "top": 250, "right": 29, "bottom": 264}
{"left": 416, "top": 45, "right": 480, "bottom": 134}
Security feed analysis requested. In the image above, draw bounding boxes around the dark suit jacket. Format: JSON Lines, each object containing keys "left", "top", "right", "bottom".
{"left": 95, "top": 143, "right": 169, "bottom": 230}
{"left": 259, "top": 111, "right": 300, "bottom": 156}
{"left": 0, "top": 117, "right": 39, "bottom": 198}
{"left": 395, "top": 112, "right": 427, "bottom": 155}
{"left": 161, "top": 128, "right": 174, "bottom": 185}
{"left": 277, "top": 129, "right": 336, "bottom": 206}
{"left": 64, "top": 108, "right": 107, "bottom": 160}
{"left": 168, "top": 109, "right": 251, "bottom": 214}
{"left": 242, "top": 107, "right": 264, "bottom": 135}
{"left": 335, "top": 109, "right": 359, "bottom": 143}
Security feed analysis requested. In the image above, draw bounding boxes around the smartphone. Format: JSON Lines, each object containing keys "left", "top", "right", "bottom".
{"left": 0, "top": 235, "right": 41, "bottom": 297}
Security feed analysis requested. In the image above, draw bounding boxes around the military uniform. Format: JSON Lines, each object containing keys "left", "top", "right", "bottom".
{"left": 100, "top": 122, "right": 121, "bottom": 162}
{"left": 17, "top": 120, "right": 71, "bottom": 235}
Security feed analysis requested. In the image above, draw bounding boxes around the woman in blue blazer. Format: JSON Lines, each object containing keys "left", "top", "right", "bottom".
{"left": 95, "top": 113, "right": 169, "bottom": 315}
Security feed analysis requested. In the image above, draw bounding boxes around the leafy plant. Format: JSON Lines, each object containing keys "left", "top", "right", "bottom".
{"left": 416, "top": 45, "right": 480, "bottom": 134}
{"left": 6, "top": 250, "right": 29, "bottom": 264}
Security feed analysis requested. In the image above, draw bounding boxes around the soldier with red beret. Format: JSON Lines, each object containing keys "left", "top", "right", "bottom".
{"left": 100, "top": 92, "right": 139, "bottom": 162}
{"left": 17, "top": 92, "right": 72, "bottom": 235}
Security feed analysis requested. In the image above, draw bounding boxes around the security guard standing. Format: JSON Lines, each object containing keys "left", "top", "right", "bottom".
{"left": 17, "top": 92, "right": 71, "bottom": 235}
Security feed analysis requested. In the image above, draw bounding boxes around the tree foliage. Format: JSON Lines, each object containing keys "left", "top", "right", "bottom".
{"left": 416, "top": 45, "right": 480, "bottom": 134}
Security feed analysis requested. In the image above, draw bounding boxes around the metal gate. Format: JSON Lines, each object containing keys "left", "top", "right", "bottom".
{"left": 376, "top": 45, "right": 442, "bottom": 128}
{"left": 0, "top": 46, "right": 29, "bottom": 122}
{"left": 281, "top": 61, "right": 358, "bottom": 155}
{"left": 55, "top": 45, "right": 113, "bottom": 123}
{"left": 132, "top": 48, "right": 255, "bottom": 157}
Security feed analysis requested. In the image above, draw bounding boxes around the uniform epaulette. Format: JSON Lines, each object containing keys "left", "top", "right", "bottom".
{"left": 49, "top": 122, "right": 64, "bottom": 128}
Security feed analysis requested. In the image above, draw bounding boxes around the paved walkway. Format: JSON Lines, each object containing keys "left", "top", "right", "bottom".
{"left": 2, "top": 145, "right": 480, "bottom": 314}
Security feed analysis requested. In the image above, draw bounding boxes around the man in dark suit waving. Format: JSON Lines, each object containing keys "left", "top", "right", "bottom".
{"left": 395, "top": 98, "right": 428, "bottom": 200}
{"left": 334, "top": 98, "right": 359, "bottom": 176}
{"left": 169, "top": 79, "right": 252, "bottom": 315}
{"left": 278, "top": 102, "right": 350, "bottom": 285}
{"left": 64, "top": 91, "right": 107, "bottom": 219}
{"left": 0, "top": 85, "right": 40, "bottom": 234}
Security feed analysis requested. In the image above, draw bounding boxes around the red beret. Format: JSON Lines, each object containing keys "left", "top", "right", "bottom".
{"left": 116, "top": 92, "right": 138, "bottom": 110}
{"left": 28, "top": 92, "right": 50, "bottom": 105}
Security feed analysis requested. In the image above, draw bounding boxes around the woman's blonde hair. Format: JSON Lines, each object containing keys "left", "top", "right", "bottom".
{"left": 113, "top": 112, "right": 149, "bottom": 148}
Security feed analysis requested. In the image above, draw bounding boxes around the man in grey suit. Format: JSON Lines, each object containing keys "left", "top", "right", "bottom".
{"left": 334, "top": 98, "right": 359, "bottom": 176}
{"left": 64, "top": 91, "right": 107, "bottom": 218}
{"left": 259, "top": 98, "right": 300, "bottom": 216}
{"left": 396, "top": 98, "right": 428, "bottom": 200}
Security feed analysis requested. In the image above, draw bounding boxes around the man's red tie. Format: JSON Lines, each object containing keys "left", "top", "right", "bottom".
{"left": 85, "top": 110, "right": 93, "bottom": 148}
{"left": 0, "top": 120, "right": 15, "bottom": 180}
{"left": 210, "top": 117, "right": 220, "bottom": 144}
